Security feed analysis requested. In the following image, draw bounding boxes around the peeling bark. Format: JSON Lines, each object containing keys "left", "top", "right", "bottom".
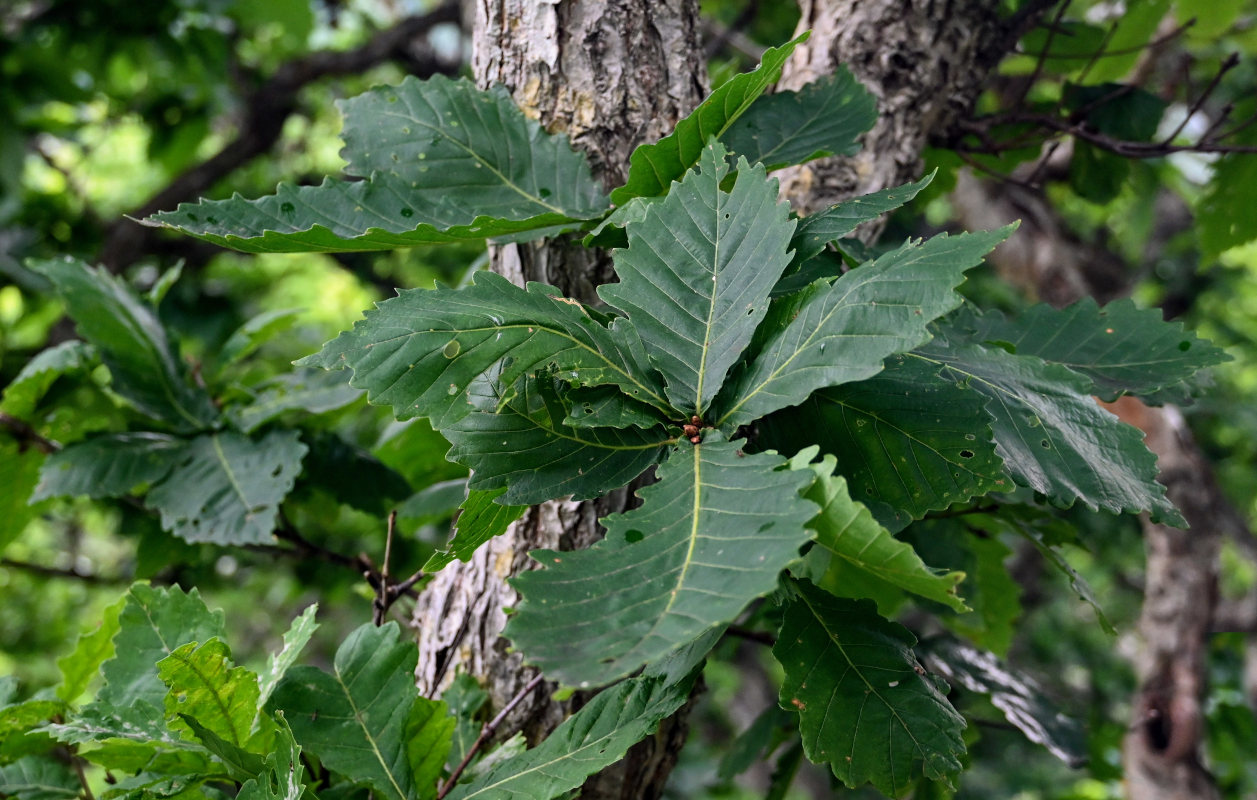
{"left": 411, "top": 2, "right": 704, "bottom": 796}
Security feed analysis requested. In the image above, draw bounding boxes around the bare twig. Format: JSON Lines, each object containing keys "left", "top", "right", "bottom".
{"left": 72, "top": 756, "right": 95, "bottom": 800}
{"left": 1161, "top": 52, "right": 1240, "bottom": 145}
{"left": 0, "top": 557, "right": 125, "bottom": 585}
{"left": 437, "top": 673, "right": 546, "bottom": 798}
{"left": 0, "top": 412, "right": 61, "bottom": 454}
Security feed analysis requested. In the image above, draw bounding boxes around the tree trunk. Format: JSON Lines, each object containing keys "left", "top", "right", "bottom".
{"left": 776, "top": 0, "right": 1046, "bottom": 232}
{"left": 411, "top": 2, "right": 705, "bottom": 796}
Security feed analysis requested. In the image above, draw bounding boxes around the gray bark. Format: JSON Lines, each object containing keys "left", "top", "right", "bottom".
{"left": 776, "top": 0, "right": 1046, "bottom": 234}
{"left": 411, "top": 2, "right": 705, "bottom": 796}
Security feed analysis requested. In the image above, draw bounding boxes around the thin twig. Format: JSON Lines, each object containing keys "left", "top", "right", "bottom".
{"left": 1161, "top": 52, "right": 1240, "bottom": 145}
{"left": 73, "top": 756, "right": 95, "bottom": 800}
{"left": 437, "top": 673, "right": 546, "bottom": 799}
{"left": 1015, "top": 0, "right": 1072, "bottom": 108}
{"left": 0, "top": 412, "right": 61, "bottom": 454}
{"left": 372, "top": 510, "right": 398, "bottom": 626}
{"left": 0, "top": 557, "right": 125, "bottom": 585}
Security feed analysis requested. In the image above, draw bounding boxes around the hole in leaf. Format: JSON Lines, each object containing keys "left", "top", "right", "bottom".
{"left": 206, "top": 216, "right": 218, "bottom": 225}
{"left": 280, "top": 202, "right": 295, "bottom": 214}
{"left": 1040, "top": 439, "right": 1051, "bottom": 449}
{"left": 400, "top": 208, "right": 414, "bottom": 218}
{"left": 271, "top": 465, "right": 283, "bottom": 476}
{"left": 1178, "top": 341, "right": 1191, "bottom": 351}
{"left": 539, "top": 188, "right": 552, "bottom": 198}
{"left": 625, "top": 530, "right": 644, "bottom": 543}
{"left": 959, "top": 449, "right": 974, "bottom": 459}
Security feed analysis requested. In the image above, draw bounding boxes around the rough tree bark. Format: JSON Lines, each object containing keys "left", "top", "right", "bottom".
{"left": 410, "top": 2, "right": 705, "bottom": 797}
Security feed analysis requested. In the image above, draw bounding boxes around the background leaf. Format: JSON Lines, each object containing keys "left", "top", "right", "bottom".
{"left": 256, "top": 605, "right": 318, "bottom": 713}
{"left": 30, "top": 257, "right": 218, "bottom": 432}
{"left": 56, "top": 595, "right": 126, "bottom": 704}
{"left": 722, "top": 67, "right": 876, "bottom": 170}
{"left": 146, "top": 76, "right": 607, "bottom": 252}
{"left": 145, "top": 430, "right": 307, "bottom": 545}
{"left": 507, "top": 435, "right": 815, "bottom": 687}
{"left": 32, "top": 433, "right": 185, "bottom": 502}
{"left": 0, "top": 755, "right": 80, "bottom": 800}
{"left": 774, "top": 581, "right": 966, "bottom": 796}
{"left": 235, "top": 714, "right": 304, "bottom": 800}
{"left": 423, "top": 489, "right": 527, "bottom": 573}
{"left": 600, "top": 143, "right": 796, "bottom": 415}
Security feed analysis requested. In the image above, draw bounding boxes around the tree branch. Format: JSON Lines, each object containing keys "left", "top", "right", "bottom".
{"left": 97, "top": 1, "right": 462, "bottom": 272}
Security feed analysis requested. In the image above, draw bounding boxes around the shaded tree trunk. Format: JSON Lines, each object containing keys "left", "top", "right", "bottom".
{"left": 411, "top": 2, "right": 705, "bottom": 796}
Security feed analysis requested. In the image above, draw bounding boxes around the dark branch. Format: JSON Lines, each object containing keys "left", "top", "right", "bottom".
{"left": 437, "top": 673, "right": 546, "bottom": 799}
{"left": 0, "top": 412, "right": 61, "bottom": 454}
{"left": 98, "top": 1, "right": 461, "bottom": 272}
{"left": 0, "top": 557, "right": 126, "bottom": 585}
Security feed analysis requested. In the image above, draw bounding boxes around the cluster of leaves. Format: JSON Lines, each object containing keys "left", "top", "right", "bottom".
{"left": 2, "top": 31, "right": 1231, "bottom": 800}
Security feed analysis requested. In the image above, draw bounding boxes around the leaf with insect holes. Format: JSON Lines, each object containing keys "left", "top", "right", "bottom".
{"left": 145, "top": 76, "right": 607, "bottom": 252}
{"left": 611, "top": 33, "right": 808, "bottom": 204}
{"left": 774, "top": 580, "right": 966, "bottom": 796}
{"left": 443, "top": 374, "right": 671, "bottom": 506}
{"left": 759, "top": 354, "right": 1007, "bottom": 530}
{"left": 507, "top": 434, "right": 816, "bottom": 687}
{"left": 716, "top": 227, "right": 1013, "bottom": 429}
{"left": 912, "top": 331, "right": 1183, "bottom": 525}
{"left": 599, "top": 142, "right": 796, "bottom": 415}
{"left": 299, "top": 271, "right": 669, "bottom": 428}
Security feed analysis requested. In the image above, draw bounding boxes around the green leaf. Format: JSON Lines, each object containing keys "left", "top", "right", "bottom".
{"left": 0, "top": 754, "right": 80, "bottom": 800}
{"left": 1199, "top": 153, "right": 1257, "bottom": 258}
{"left": 443, "top": 375, "right": 670, "bottom": 506}
{"left": 30, "top": 258, "right": 218, "bottom": 432}
{"left": 717, "top": 227, "right": 1013, "bottom": 428}
{"left": 268, "top": 622, "right": 451, "bottom": 800}
{"left": 256, "top": 605, "right": 318, "bottom": 713}
{"left": 405, "top": 700, "right": 453, "bottom": 800}
{"left": 0, "top": 441, "right": 45, "bottom": 553}
{"left": 145, "top": 430, "right": 307, "bottom": 545}
{"left": 179, "top": 716, "right": 265, "bottom": 784}
{"left": 228, "top": 370, "right": 363, "bottom": 434}
{"left": 423, "top": 489, "right": 527, "bottom": 573}
{"left": 299, "top": 271, "right": 669, "bottom": 427}
{"left": 1069, "top": 141, "right": 1128, "bottom": 205}
{"left": 600, "top": 143, "right": 796, "bottom": 415}
{"left": 788, "top": 450, "right": 969, "bottom": 612}
{"left": 921, "top": 637, "right": 1086, "bottom": 768}
{"left": 962, "top": 299, "right": 1229, "bottom": 402}
{"left": 217, "top": 308, "right": 304, "bottom": 369}
{"left": 146, "top": 76, "right": 607, "bottom": 252}
{"left": 783, "top": 174, "right": 935, "bottom": 274}
{"left": 722, "top": 67, "right": 876, "bottom": 171}
{"left": 56, "top": 594, "right": 126, "bottom": 703}
{"left": 32, "top": 433, "right": 186, "bottom": 502}
{"left": 236, "top": 715, "right": 304, "bottom": 800}
{"left": 444, "top": 648, "right": 703, "bottom": 800}
{"left": 297, "top": 432, "right": 410, "bottom": 515}
{"left": 507, "top": 434, "right": 816, "bottom": 687}
{"left": 158, "top": 640, "right": 259, "bottom": 749}
{"left": 760, "top": 355, "right": 1007, "bottom": 529}
{"left": 0, "top": 340, "right": 97, "bottom": 417}
{"left": 774, "top": 581, "right": 966, "bottom": 795}
{"left": 610, "top": 33, "right": 807, "bottom": 204}
{"left": 1062, "top": 83, "right": 1167, "bottom": 142}
{"left": 561, "top": 386, "right": 668, "bottom": 430}
{"left": 912, "top": 338, "right": 1184, "bottom": 525}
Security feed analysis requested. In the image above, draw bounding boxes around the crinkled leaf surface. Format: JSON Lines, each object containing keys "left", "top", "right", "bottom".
{"left": 717, "top": 227, "right": 1012, "bottom": 428}
{"left": 444, "top": 375, "right": 670, "bottom": 505}
{"left": 423, "top": 488, "right": 527, "bottom": 573}
{"left": 507, "top": 435, "right": 815, "bottom": 687}
{"left": 236, "top": 715, "right": 304, "bottom": 800}
{"left": 257, "top": 605, "right": 318, "bottom": 713}
{"left": 32, "top": 433, "right": 185, "bottom": 502}
{"left": 774, "top": 581, "right": 965, "bottom": 795}
{"left": 145, "top": 430, "right": 307, "bottom": 545}
{"left": 561, "top": 385, "right": 668, "bottom": 430}
{"left": 600, "top": 143, "right": 796, "bottom": 415}
{"left": 56, "top": 594, "right": 126, "bottom": 704}
{"left": 146, "top": 76, "right": 607, "bottom": 252}
{"left": 610, "top": 33, "right": 806, "bottom": 204}
{"left": 788, "top": 450, "right": 968, "bottom": 611}
{"left": 267, "top": 622, "right": 451, "bottom": 800}
{"left": 217, "top": 308, "right": 303, "bottom": 369}
{"left": 158, "top": 640, "right": 259, "bottom": 750}
{"left": 300, "top": 271, "right": 668, "bottom": 427}
{"left": 722, "top": 67, "right": 876, "bottom": 171}
{"left": 445, "top": 639, "right": 709, "bottom": 800}
{"left": 922, "top": 638, "right": 1086, "bottom": 768}
{"left": 961, "top": 298, "right": 1228, "bottom": 401}
{"left": 31, "top": 258, "right": 217, "bottom": 432}
{"left": 912, "top": 337, "right": 1183, "bottom": 524}
{"left": 760, "top": 355, "right": 1007, "bottom": 529}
